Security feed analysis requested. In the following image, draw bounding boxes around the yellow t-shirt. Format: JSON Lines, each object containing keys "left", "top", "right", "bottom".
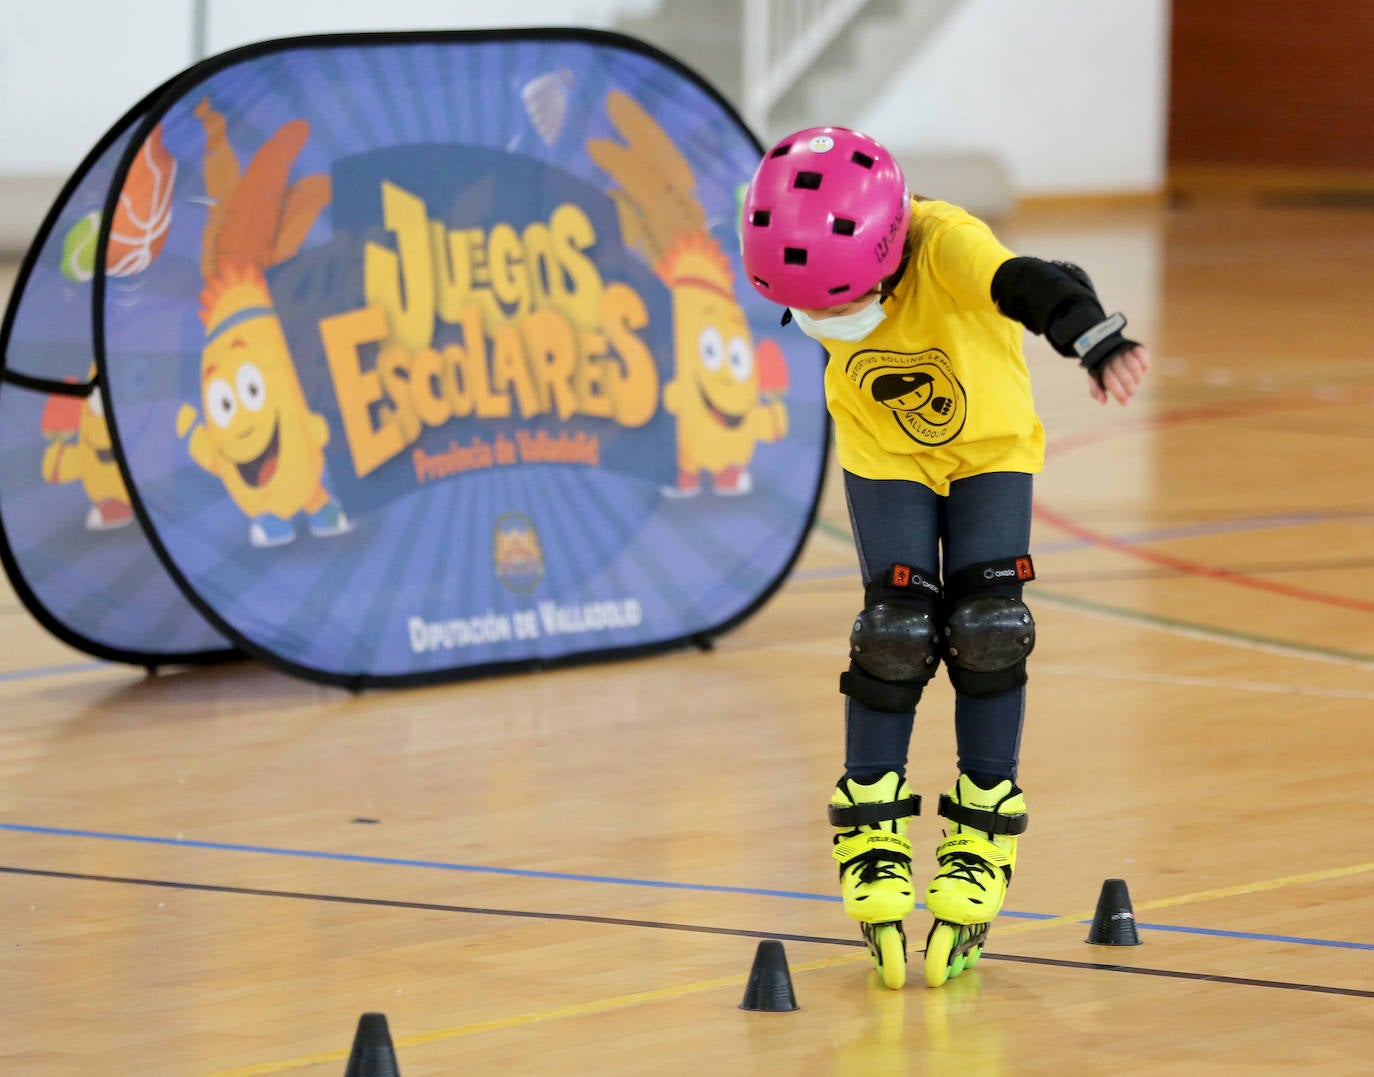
{"left": 819, "top": 199, "right": 1044, "bottom": 495}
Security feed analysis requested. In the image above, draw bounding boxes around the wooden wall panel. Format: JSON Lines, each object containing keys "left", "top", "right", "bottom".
{"left": 1169, "top": 0, "right": 1374, "bottom": 168}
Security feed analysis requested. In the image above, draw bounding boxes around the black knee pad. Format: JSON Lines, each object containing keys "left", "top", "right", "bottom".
{"left": 942, "top": 556, "right": 1036, "bottom": 698}
{"left": 840, "top": 564, "right": 942, "bottom": 713}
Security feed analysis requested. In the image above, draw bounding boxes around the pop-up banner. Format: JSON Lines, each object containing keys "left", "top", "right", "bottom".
{"left": 0, "top": 85, "right": 239, "bottom": 667}
{"left": 1, "top": 30, "right": 828, "bottom": 687}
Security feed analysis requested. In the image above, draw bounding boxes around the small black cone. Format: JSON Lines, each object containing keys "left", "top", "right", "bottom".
{"left": 739, "top": 939, "right": 800, "bottom": 1012}
{"left": 343, "top": 1012, "right": 401, "bottom": 1077}
{"left": 1086, "top": 878, "right": 1141, "bottom": 945}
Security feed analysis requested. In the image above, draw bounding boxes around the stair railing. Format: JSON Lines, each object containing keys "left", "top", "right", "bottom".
{"left": 741, "top": 0, "right": 871, "bottom": 138}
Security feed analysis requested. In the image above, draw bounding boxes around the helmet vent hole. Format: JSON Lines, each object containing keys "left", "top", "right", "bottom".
{"left": 850, "top": 150, "right": 875, "bottom": 168}
{"left": 831, "top": 217, "right": 856, "bottom": 236}
{"left": 769, "top": 142, "right": 793, "bottom": 158}
{"left": 828, "top": 284, "right": 852, "bottom": 296}
{"left": 783, "top": 247, "right": 809, "bottom": 266}
{"left": 751, "top": 210, "right": 771, "bottom": 227}
{"left": 753, "top": 275, "right": 770, "bottom": 289}
{"left": 793, "top": 171, "right": 823, "bottom": 190}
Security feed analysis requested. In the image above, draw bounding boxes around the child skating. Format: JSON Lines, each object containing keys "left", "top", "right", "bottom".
{"left": 739, "top": 127, "right": 1149, "bottom": 988}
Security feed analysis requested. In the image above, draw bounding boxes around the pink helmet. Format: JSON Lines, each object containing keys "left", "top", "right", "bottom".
{"left": 741, "top": 127, "right": 910, "bottom": 310}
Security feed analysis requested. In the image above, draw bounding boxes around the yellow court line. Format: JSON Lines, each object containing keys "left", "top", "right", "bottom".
{"left": 196, "top": 951, "right": 867, "bottom": 1077}
{"left": 199, "top": 859, "right": 1374, "bottom": 1075}
{"left": 996, "top": 858, "right": 1374, "bottom": 938}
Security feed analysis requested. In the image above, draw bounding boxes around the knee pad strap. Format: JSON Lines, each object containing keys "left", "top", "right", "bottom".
{"left": 840, "top": 664, "right": 927, "bottom": 713}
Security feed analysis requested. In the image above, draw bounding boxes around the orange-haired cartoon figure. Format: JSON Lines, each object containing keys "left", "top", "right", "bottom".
{"left": 588, "top": 92, "right": 788, "bottom": 497}
{"left": 44, "top": 125, "right": 177, "bottom": 531}
{"left": 175, "top": 100, "right": 347, "bottom": 548}
{"left": 40, "top": 368, "right": 132, "bottom": 531}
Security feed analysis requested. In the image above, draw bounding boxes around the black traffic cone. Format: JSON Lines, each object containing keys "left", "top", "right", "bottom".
{"left": 739, "top": 939, "right": 800, "bottom": 1012}
{"left": 343, "top": 1012, "right": 401, "bottom": 1077}
{"left": 1086, "top": 878, "right": 1142, "bottom": 945}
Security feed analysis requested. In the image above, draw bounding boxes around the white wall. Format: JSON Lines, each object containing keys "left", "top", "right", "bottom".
{"left": 0, "top": 0, "right": 656, "bottom": 175}
{"left": 0, "top": 0, "right": 1167, "bottom": 194}
{"left": 0, "top": 0, "right": 192, "bottom": 173}
{"left": 207, "top": 0, "right": 659, "bottom": 52}
{"left": 857, "top": 0, "right": 1171, "bottom": 196}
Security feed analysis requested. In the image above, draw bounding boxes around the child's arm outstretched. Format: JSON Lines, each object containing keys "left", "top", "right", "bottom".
{"left": 991, "top": 257, "right": 1150, "bottom": 406}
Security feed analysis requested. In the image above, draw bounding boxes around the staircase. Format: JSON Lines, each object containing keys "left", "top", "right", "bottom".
{"left": 615, "top": 0, "right": 747, "bottom": 110}
{"left": 613, "top": 0, "right": 1012, "bottom": 218}
{"left": 616, "top": 0, "right": 955, "bottom": 141}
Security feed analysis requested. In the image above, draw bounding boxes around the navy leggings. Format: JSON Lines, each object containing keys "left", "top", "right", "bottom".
{"left": 842, "top": 470, "right": 1033, "bottom": 785}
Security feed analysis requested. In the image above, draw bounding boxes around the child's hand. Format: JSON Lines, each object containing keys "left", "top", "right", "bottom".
{"left": 1090, "top": 343, "right": 1150, "bottom": 405}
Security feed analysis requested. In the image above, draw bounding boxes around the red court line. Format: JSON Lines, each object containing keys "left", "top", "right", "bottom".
{"left": 1037, "top": 390, "right": 1374, "bottom": 615}
{"left": 1032, "top": 502, "right": 1374, "bottom": 614}
{"left": 1043, "top": 392, "right": 1360, "bottom": 461}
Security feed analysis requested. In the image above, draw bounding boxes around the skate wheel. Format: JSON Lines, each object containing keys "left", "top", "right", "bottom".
{"left": 873, "top": 924, "right": 906, "bottom": 989}
{"left": 923, "top": 922, "right": 956, "bottom": 988}
{"left": 863, "top": 923, "right": 907, "bottom": 989}
{"left": 926, "top": 920, "right": 990, "bottom": 986}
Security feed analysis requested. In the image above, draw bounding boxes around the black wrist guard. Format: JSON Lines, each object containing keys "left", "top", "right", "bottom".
{"left": 1046, "top": 302, "right": 1136, "bottom": 376}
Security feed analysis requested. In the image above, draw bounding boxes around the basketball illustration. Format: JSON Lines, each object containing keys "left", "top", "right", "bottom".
{"left": 106, "top": 123, "right": 176, "bottom": 277}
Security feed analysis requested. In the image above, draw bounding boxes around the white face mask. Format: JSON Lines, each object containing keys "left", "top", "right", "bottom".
{"left": 790, "top": 298, "right": 887, "bottom": 343}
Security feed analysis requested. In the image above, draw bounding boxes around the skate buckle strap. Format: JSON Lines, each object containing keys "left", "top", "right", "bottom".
{"left": 934, "top": 832, "right": 1011, "bottom": 869}
{"left": 937, "top": 794, "right": 1028, "bottom": 836}
{"left": 833, "top": 830, "right": 912, "bottom": 867}
{"left": 828, "top": 794, "right": 921, "bottom": 829}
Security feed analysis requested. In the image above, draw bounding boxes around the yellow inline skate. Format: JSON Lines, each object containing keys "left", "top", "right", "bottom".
{"left": 923, "top": 773, "right": 1028, "bottom": 987}
{"left": 829, "top": 771, "right": 922, "bottom": 989}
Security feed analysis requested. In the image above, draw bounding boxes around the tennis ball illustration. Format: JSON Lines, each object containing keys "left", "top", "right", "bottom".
{"left": 61, "top": 211, "right": 101, "bottom": 283}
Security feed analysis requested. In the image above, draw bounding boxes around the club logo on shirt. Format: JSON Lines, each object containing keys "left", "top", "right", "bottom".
{"left": 845, "top": 348, "right": 967, "bottom": 446}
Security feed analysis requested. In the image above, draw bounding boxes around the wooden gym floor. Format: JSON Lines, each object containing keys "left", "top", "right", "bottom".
{"left": 1, "top": 195, "right": 1372, "bottom": 1075}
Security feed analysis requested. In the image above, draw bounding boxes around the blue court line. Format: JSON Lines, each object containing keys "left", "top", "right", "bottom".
{"left": 1132, "top": 921, "right": 1374, "bottom": 951}
{"left": 0, "top": 821, "right": 836, "bottom": 903}
{"left": 0, "top": 660, "right": 108, "bottom": 684}
{"left": 2, "top": 821, "right": 1370, "bottom": 952}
